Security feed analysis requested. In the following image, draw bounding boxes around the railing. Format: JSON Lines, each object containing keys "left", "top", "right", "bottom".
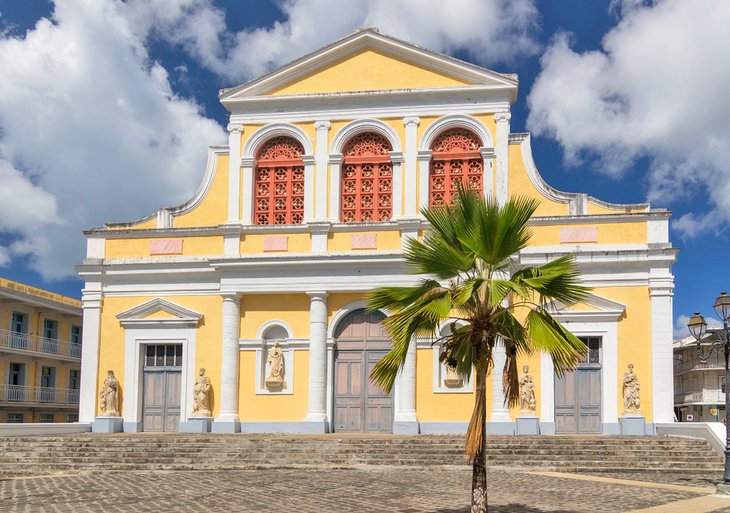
{"left": 0, "top": 385, "right": 79, "bottom": 406}
{"left": 675, "top": 390, "right": 725, "bottom": 404}
{"left": 674, "top": 356, "right": 725, "bottom": 374}
{"left": 0, "top": 329, "right": 81, "bottom": 360}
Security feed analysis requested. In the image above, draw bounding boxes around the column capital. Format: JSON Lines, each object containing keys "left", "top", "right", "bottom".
{"left": 389, "top": 151, "right": 404, "bottom": 164}
{"left": 314, "top": 120, "right": 331, "bottom": 131}
{"left": 417, "top": 150, "right": 432, "bottom": 161}
{"left": 480, "top": 147, "right": 496, "bottom": 159}
{"left": 302, "top": 154, "right": 316, "bottom": 166}
{"left": 227, "top": 123, "right": 243, "bottom": 134}
{"left": 328, "top": 153, "right": 343, "bottom": 165}
{"left": 241, "top": 157, "right": 255, "bottom": 167}
{"left": 221, "top": 292, "right": 242, "bottom": 301}
{"left": 403, "top": 116, "right": 420, "bottom": 127}
{"left": 307, "top": 291, "right": 329, "bottom": 301}
{"left": 494, "top": 111, "right": 512, "bottom": 123}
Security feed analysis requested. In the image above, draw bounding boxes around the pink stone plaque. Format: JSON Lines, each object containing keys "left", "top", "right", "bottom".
{"left": 351, "top": 233, "right": 377, "bottom": 249}
{"left": 263, "top": 236, "right": 288, "bottom": 252}
{"left": 149, "top": 239, "right": 183, "bottom": 255}
{"left": 560, "top": 227, "right": 598, "bottom": 243}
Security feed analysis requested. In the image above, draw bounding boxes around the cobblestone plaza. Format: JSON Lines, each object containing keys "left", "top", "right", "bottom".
{"left": 3, "top": 467, "right": 730, "bottom": 513}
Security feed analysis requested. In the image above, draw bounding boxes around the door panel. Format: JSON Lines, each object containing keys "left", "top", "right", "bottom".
{"left": 555, "top": 366, "right": 601, "bottom": 434}
{"left": 143, "top": 370, "right": 181, "bottom": 432}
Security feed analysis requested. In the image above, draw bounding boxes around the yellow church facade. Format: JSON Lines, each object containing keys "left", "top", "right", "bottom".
{"left": 77, "top": 29, "right": 676, "bottom": 435}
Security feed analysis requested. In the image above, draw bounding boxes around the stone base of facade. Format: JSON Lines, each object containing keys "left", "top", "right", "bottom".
{"left": 620, "top": 416, "right": 646, "bottom": 435}
{"left": 240, "top": 422, "right": 314, "bottom": 433}
{"left": 211, "top": 420, "right": 240, "bottom": 433}
{"left": 419, "top": 422, "right": 468, "bottom": 434}
{"left": 300, "top": 419, "right": 329, "bottom": 434}
{"left": 92, "top": 416, "right": 123, "bottom": 433}
{"left": 539, "top": 422, "right": 556, "bottom": 434}
{"left": 180, "top": 417, "right": 213, "bottom": 433}
{"left": 486, "top": 421, "right": 515, "bottom": 435}
{"left": 392, "top": 420, "right": 420, "bottom": 434}
{"left": 602, "top": 422, "right": 621, "bottom": 435}
{"left": 123, "top": 421, "right": 142, "bottom": 433}
{"left": 516, "top": 416, "right": 539, "bottom": 435}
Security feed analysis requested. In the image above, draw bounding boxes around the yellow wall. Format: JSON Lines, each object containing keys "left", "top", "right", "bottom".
{"left": 173, "top": 156, "right": 230, "bottom": 228}
{"left": 241, "top": 294, "right": 311, "bottom": 339}
{"left": 240, "top": 233, "right": 311, "bottom": 254}
{"left": 415, "top": 348, "right": 477, "bottom": 421}
{"left": 105, "top": 236, "right": 224, "bottom": 258}
{"left": 269, "top": 49, "right": 472, "bottom": 96}
{"left": 508, "top": 144, "right": 569, "bottom": 217}
{"left": 327, "top": 230, "right": 402, "bottom": 252}
{"left": 238, "top": 350, "right": 309, "bottom": 421}
{"left": 528, "top": 222, "right": 648, "bottom": 246}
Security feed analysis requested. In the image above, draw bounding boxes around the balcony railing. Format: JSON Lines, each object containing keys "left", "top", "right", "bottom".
{"left": 674, "top": 390, "right": 725, "bottom": 404}
{"left": 0, "top": 384, "right": 79, "bottom": 406}
{"left": 0, "top": 329, "right": 81, "bottom": 360}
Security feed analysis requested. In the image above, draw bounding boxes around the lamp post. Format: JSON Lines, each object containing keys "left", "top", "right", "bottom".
{"left": 687, "top": 291, "right": 730, "bottom": 484}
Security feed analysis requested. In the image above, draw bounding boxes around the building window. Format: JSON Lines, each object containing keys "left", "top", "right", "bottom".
{"left": 39, "top": 413, "right": 54, "bottom": 423}
{"left": 9, "top": 312, "right": 28, "bottom": 349}
{"left": 9, "top": 362, "right": 25, "bottom": 386}
{"left": 341, "top": 132, "right": 393, "bottom": 223}
{"left": 429, "top": 128, "right": 483, "bottom": 207}
{"left": 254, "top": 136, "right": 305, "bottom": 225}
{"left": 43, "top": 319, "right": 58, "bottom": 340}
{"left": 71, "top": 325, "right": 82, "bottom": 344}
{"left": 578, "top": 337, "right": 601, "bottom": 365}
{"left": 145, "top": 344, "right": 183, "bottom": 368}
{"left": 7, "top": 413, "right": 24, "bottom": 423}
{"left": 67, "top": 414, "right": 79, "bottom": 423}
{"left": 40, "top": 366, "right": 56, "bottom": 388}
{"left": 69, "top": 369, "right": 80, "bottom": 390}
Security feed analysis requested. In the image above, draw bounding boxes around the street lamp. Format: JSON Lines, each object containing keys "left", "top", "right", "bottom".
{"left": 687, "top": 292, "right": 730, "bottom": 484}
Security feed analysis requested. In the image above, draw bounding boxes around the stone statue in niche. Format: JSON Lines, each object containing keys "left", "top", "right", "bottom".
{"left": 623, "top": 363, "right": 641, "bottom": 415}
{"left": 265, "top": 341, "right": 285, "bottom": 389}
{"left": 519, "top": 365, "right": 536, "bottom": 415}
{"left": 99, "top": 369, "right": 119, "bottom": 416}
{"left": 443, "top": 364, "right": 463, "bottom": 387}
{"left": 191, "top": 367, "right": 212, "bottom": 417}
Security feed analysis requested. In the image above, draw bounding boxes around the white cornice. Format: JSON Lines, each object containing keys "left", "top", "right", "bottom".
{"left": 116, "top": 298, "right": 203, "bottom": 328}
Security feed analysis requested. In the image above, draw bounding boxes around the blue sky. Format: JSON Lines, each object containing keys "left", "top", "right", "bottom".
{"left": 0, "top": 0, "right": 728, "bottom": 338}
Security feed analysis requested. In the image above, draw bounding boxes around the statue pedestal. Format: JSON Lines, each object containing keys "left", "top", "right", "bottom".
{"left": 92, "top": 416, "right": 123, "bottom": 433}
{"left": 619, "top": 415, "right": 646, "bottom": 435}
{"left": 516, "top": 416, "right": 539, "bottom": 435}
{"left": 179, "top": 417, "right": 213, "bottom": 433}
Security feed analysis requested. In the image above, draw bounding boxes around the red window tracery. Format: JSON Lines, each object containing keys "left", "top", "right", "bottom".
{"left": 255, "top": 136, "right": 305, "bottom": 225}
{"left": 429, "top": 128, "right": 483, "bottom": 207}
{"left": 341, "top": 132, "right": 393, "bottom": 223}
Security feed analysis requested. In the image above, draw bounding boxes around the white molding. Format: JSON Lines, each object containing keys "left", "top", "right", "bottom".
{"left": 86, "top": 238, "right": 104, "bottom": 259}
{"left": 546, "top": 293, "right": 627, "bottom": 323}
{"left": 78, "top": 287, "right": 102, "bottom": 423}
{"left": 314, "top": 121, "right": 331, "bottom": 220}
{"left": 418, "top": 114, "right": 494, "bottom": 151}
{"left": 330, "top": 118, "right": 402, "bottom": 153}
{"left": 403, "top": 117, "right": 419, "bottom": 216}
{"left": 227, "top": 124, "right": 243, "bottom": 224}
{"left": 494, "top": 111, "right": 510, "bottom": 205}
{"left": 650, "top": 270, "right": 675, "bottom": 423}
{"left": 116, "top": 298, "right": 203, "bottom": 328}
{"left": 255, "top": 320, "right": 294, "bottom": 340}
{"left": 648, "top": 219, "right": 669, "bottom": 244}
{"left": 241, "top": 122, "right": 314, "bottom": 158}
{"left": 122, "top": 328, "right": 196, "bottom": 427}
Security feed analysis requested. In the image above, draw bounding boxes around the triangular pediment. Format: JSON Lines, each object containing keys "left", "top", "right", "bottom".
{"left": 546, "top": 293, "right": 626, "bottom": 322}
{"left": 117, "top": 298, "right": 203, "bottom": 327}
{"left": 220, "top": 28, "right": 518, "bottom": 103}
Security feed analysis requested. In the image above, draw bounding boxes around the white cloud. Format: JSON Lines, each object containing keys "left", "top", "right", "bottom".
{"left": 526, "top": 0, "right": 730, "bottom": 239}
{"left": 122, "top": 0, "right": 540, "bottom": 82}
{"left": 0, "top": 0, "right": 225, "bottom": 278}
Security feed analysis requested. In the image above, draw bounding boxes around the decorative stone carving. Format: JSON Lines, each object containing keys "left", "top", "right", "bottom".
{"left": 519, "top": 365, "right": 536, "bottom": 415}
{"left": 623, "top": 363, "right": 641, "bottom": 415}
{"left": 443, "top": 364, "right": 463, "bottom": 387}
{"left": 191, "top": 367, "right": 212, "bottom": 417}
{"left": 265, "top": 341, "right": 285, "bottom": 389}
{"left": 99, "top": 369, "right": 119, "bottom": 416}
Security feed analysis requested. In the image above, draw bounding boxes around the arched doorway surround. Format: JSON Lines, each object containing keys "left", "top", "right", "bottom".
{"left": 333, "top": 309, "right": 393, "bottom": 432}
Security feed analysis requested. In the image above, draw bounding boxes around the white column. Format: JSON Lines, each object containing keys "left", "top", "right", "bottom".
{"left": 487, "top": 343, "right": 514, "bottom": 433}
{"left": 78, "top": 284, "right": 102, "bottom": 423}
{"left": 303, "top": 155, "right": 316, "bottom": 223}
{"left": 393, "top": 336, "right": 419, "bottom": 433}
{"left": 328, "top": 154, "right": 343, "bottom": 222}
{"left": 417, "top": 150, "right": 432, "bottom": 213}
{"left": 304, "top": 291, "right": 328, "bottom": 432}
{"left": 213, "top": 293, "right": 242, "bottom": 432}
{"left": 314, "top": 121, "right": 331, "bottom": 220}
{"left": 539, "top": 351, "right": 555, "bottom": 434}
{"left": 480, "top": 147, "right": 495, "bottom": 200}
{"left": 403, "top": 117, "right": 420, "bottom": 217}
{"left": 650, "top": 271, "right": 675, "bottom": 424}
{"left": 494, "top": 112, "right": 511, "bottom": 206}
{"left": 241, "top": 157, "right": 255, "bottom": 225}
{"left": 389, "top": 152, "right": 403, "bottom": 219}
{"left": 226, "top": 124, "right": 243, "bottom": 224}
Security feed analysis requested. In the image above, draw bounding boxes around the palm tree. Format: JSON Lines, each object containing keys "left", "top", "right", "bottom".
{"left": 367, "top": 187, "right": 589, "bottom": 513}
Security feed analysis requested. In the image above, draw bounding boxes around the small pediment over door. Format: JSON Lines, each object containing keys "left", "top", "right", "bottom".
{"left": 545, "top": 293, "right": 626, "bottom": 323}
{"left": 116, "top": 298, "right": 203, "bottom": 328}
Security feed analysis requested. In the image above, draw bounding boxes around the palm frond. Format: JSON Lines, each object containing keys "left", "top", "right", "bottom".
{"left": 525, "top": 308, "right": 587, "bottom": 375}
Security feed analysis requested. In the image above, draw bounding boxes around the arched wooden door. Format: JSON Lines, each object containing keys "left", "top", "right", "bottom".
{"left": 333, "top": 309, "right": 393, "bottom": 432}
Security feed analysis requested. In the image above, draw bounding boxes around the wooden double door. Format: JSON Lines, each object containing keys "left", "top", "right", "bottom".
{"left": 142, "top": 344, "right": 182, "bottom": 432}
{"left": 333, "top": 309, "right": 393, "bottom": 433}
{"left": 555, "top": 365, "right": 601, "bottom": 434}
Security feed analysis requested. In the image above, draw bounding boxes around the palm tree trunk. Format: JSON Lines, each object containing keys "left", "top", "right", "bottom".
{"left": 470, "top": 359, "right": 488, "bottom": 512}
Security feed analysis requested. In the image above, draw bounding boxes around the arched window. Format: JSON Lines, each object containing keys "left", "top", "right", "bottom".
{"left": 341, "top": 133, "right": 393, "bottom": 223}
{"left": 255, "top": 136, "right": 305, "bottom": 225}
{"left": 429, "top": 128, "right": 483, "bottom": 207}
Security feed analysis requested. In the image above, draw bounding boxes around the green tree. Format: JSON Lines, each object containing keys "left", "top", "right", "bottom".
{"left": 367, "top": 188, "right": 589, "bottom": 513}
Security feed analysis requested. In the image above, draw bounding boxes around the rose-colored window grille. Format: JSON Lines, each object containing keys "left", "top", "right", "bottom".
{"left": 255, "top": 136, "right": 305, "bottom": 225}
{"left": 341, "top": 132, "right": 393, "bottom": 223}
{"left": 429, "top": 128, "right": 483, "bottom": 207}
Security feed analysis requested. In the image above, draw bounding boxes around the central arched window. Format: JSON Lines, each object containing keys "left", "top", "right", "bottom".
{"left": 341, "top": 132, "right": 393, "bottom": 223}
{"left": 255, "top": 136, "right": 305, "bottom": 225}
{"left": 429, "top": 128, "right": 483, "bottom": 207}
